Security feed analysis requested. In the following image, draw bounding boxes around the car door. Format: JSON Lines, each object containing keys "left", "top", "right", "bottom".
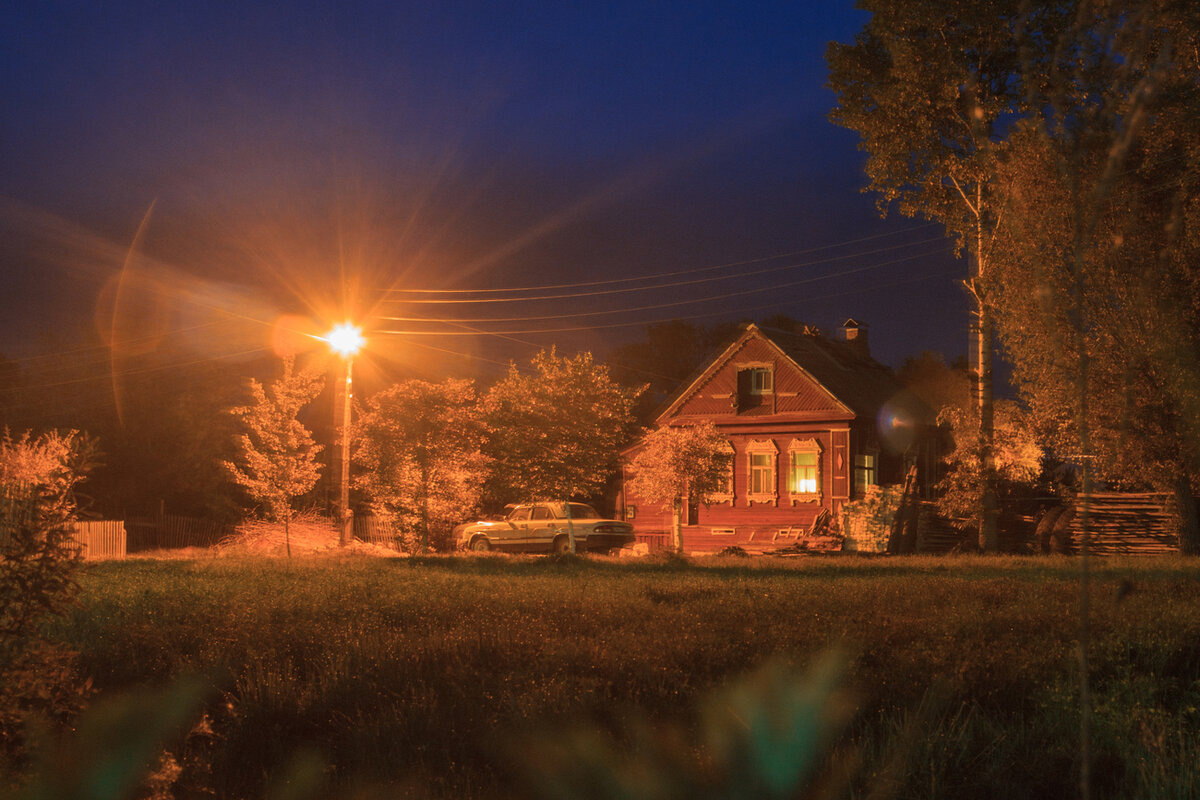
{"left": 528, "top": 505, "right": 560, "bottom": 552}
{"left": 496, "top": 506, "right": 531, "bottom": 551}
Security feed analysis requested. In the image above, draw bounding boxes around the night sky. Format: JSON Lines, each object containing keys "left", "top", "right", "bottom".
{"left": 1, "top": 1, "right": 967, "bottom": 384}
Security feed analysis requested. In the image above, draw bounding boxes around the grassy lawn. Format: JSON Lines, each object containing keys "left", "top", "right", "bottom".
{"left": 49, "top": 554, "right": 1200, "bottom": 798}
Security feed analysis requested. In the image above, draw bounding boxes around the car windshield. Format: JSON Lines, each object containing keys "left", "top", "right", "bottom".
{"left": 560, "top": 503, "right": 600, "bottom": 519}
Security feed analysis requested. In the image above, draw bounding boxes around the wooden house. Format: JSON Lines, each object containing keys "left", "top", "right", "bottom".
{"left": 621, "top": 321, "right": 933, "bottom": 552}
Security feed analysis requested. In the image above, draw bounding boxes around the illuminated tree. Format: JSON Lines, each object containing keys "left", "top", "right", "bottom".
{"left": 825, "top": 0, "right": 1054, "bottom": 549}
{"left": 481, "top": 349, "right": 641, "bottom": 550}
{"left": 626, "top": 422, "right": 732, "bottom": 553}
{"left": 0, "top": 429, "right": 98, "bottom": 766}
{"left": 354, "top": 379, "right": 489, "bottom": 553}
{"left": 224, "top": 357, "right": 324, "bottom": 557}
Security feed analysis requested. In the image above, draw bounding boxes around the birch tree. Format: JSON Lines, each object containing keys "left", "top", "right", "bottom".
{"left": 225, "top": 357, "right": 324, "bottom": 557}
{"left": 826, "top": 0, "right": 1061, "bottom": 549}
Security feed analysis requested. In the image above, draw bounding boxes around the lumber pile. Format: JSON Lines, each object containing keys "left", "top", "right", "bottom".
{"left": 1067, "top": 492, "right": 1178, "bottom": 555}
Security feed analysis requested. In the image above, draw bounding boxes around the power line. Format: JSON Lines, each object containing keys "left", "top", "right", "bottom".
{"left": 375, "top": 267, "right": 960, "bottom": 337}
{"left": 380, "top": 233, "right": 950, "bottom": 305}
{"left": 376, "top": 244, "right": 954, "bottom": 326}
{"left": 378, "top": 221, "right": 944, "bottom": 296}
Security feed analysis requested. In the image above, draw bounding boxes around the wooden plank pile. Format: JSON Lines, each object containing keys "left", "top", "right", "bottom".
{"left": 1068, "top": 492, "right": 1178, "bottom": 555}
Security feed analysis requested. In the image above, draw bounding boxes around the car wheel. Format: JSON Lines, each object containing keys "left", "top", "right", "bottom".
{"left": 552, "top": 535, "right": 571, "bottom": 554}
{"left": 470, "top": 536, "right": 491, "bottom": 552}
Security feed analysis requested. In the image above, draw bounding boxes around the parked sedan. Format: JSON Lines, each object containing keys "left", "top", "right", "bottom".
{"left": 454, "top": 502, "right": 634, "bottom": 554}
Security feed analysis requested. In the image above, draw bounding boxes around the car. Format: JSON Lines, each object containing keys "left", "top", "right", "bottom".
{"left": 454, "top": 502, "right": 635, "bottom": 554}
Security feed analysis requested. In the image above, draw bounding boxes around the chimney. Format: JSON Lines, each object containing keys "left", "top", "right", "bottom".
{"left": 840, "top": 318, "right": 869, "bottom": 356}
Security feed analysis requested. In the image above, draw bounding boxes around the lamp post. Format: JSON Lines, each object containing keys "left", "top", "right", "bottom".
{"left": 326, "top": 322, "right": 365, "bottom": 546}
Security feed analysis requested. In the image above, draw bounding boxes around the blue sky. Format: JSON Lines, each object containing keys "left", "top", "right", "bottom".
{"left": 1, "top": 1, "right": 966, "bottom": 375}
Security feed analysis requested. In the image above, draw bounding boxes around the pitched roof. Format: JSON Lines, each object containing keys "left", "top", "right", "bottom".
{"left": 656, "top": 322, "right": 912, "bottom": 423}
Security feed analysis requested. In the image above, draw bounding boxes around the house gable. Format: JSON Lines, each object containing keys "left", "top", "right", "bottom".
{"left": 658, "top": 325, "right": 852, "bottom": 424}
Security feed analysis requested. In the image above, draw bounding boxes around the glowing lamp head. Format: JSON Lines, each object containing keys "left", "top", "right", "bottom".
{"left": 326, "top": 323, "right": 365, "bottom": 358}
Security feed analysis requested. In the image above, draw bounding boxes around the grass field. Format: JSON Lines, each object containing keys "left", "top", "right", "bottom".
{"left": 48, "top": 554, "right": 1200, "bottom": 798}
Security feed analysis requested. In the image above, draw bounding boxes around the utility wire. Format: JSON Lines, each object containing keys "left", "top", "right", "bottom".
{"left": 377, "top": 244, "right": 954, "bottom": 326}
{"left": 380, "top": 221, "right": 944, "bottom": 295}
{"left": 380, "top": 234, "right": 950, "bottom": 305}
{"left": 375, "top": 267, "right": 960, "bottom": 337}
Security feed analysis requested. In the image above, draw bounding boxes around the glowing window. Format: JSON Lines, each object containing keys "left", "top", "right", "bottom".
{"left": 788, "top": 450, "right": 819, "bottom": 494}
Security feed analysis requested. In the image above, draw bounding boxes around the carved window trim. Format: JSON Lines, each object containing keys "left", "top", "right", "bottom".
{"left": 786, "top": 437, "right": 823, "bottom": 505}
{"left": 746, "top": 439, "right": 778, "bottom": 506}
{"left": 707, "top": 440, "right": 736, "bottom": 506}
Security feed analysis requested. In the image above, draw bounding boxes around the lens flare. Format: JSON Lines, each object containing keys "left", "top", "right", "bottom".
{"left": 326, "top": 323, "right": 365, "bottom": 357}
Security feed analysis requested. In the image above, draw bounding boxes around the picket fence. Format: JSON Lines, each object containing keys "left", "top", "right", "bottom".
{"left": 354, "top": 516, "right": 404, "bottom": 551}
{"left": 70, "top": 520, "right": 126, "bottom": 560}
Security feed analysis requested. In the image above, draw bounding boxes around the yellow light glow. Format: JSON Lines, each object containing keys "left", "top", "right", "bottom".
{"left": 326, "top": 323, "right": 365, "bottom": 357}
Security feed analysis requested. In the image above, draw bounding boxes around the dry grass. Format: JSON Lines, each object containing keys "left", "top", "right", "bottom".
{"left": 184, "top": 515, "right": 405, "bottom": 561}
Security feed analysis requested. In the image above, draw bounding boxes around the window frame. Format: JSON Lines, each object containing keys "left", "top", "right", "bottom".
{"left": 745, "top": 439, "right": 778, "bottom": 506}
{"left": 707, "top": 440, "right": 736, "bottom": 505}
{"left": 854, "top": 452, "right": 878, "bottom": 495}
{"left": 786, "top": 438, "right": 823, "bottom": 504}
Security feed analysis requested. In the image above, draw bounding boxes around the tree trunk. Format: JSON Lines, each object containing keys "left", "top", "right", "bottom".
{"left": 1174, "top": 476, "right": 1199, "bottom": 555}
{"left": 672, "top": 496, "right": 683, "bottom": 553}
{"left": 565, "top": 500, "right": 577, "bottom": 554}
{"left": 284, "top": 513, "right": 291, "bottom": 559}
{"left": 976, "top": 267, "right": 998, "bottom": 552}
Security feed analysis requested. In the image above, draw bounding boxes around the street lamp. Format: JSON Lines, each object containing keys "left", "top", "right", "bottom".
{"left": 326, "top": 322, "right": 365, "bottom": 546}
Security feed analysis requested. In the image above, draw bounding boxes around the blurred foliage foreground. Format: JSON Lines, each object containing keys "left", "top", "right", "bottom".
{"left": 5, "top": 555, "right": 1200, "bottom": 799}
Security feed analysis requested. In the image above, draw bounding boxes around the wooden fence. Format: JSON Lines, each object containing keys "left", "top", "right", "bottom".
{"left": 71, "top": 520, "right": 126, "bottom": 560}
{"left": 354, "top": 516, "right": 404, "bottom": 551}
{"left": 127, "top": 515, "right": 232, "bottom": 552}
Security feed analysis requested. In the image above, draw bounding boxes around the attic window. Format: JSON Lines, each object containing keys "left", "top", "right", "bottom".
{"left": 748, "top": 367, "right": 773, "bottom": 394}
{"left": 736, "top": 364, "right": 774, "bottom": 412}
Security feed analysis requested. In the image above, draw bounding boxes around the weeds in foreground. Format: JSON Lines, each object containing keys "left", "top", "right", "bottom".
{"left": 28, "top": 556, "right": 1200, "bottom": 797}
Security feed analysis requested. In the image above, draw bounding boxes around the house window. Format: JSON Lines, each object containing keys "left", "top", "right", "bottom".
{"left": 708, "top": 440, "right": 735, "bottom": 504}
{"left": 748, "top": 367, "right": 773, "bottom": 395}
{"left": 745, "top": 439, "right": 778, "bottom": 504}
{"left": 854, "top": 454, "right": 877, "bottom": 493}
{"left": 750, "top": 453, "right": 773, "bottom": 493}
{"left": 736, "top": 365, "right": 774, "bottom": 412}
{"left": 788, "top": 451, "right": 818, "bottom": 493}
{"left": 785, "top": 438, "right": 823, "bottom": 503}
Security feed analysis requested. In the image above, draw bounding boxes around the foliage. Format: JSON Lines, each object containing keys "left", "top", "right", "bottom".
{"left": 480, "top": 348, "right": 642, "bottom": 508}
{"left": 0, "top": 429, "right": 98, "bottom": 770}
{"left": 48, "top": 556, "right": 1200, "bottom": 798}
{"left": 224, "top": 357, "right": 324, "bottom": 557}
{"left": 354, "top": 379, "right": 489, "bottom": 553}
{"left": 985, "top": 33, "right": 1200, "bottom": 549}
{"left": 626, "top": 422, "right": 732, "bottom": 551}
{"left": 935, "top": 401, "right": 1043, "bottom": 526}
{"left": 824, "top": 0, "right": 1051, "bottom": 548}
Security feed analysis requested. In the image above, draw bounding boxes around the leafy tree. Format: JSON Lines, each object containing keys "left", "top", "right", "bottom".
{"left": 0, "top": 429, "right": 99, "bottom": 768}
{"left": 481, "top": 349, "right": 642, "bottom": 551}
{"left": 626, "top": 422, "right": 732, "bottom": 553}
{"left": 354, "top": 379, "right": 489, "bottom": 553}
{"left": 826, "top": 0, "right": 1064, "bottom": 549}
{"left": 224, "top": 357, "right": 324, "bottom": 557}
{"left": 935, "top": 401, "right": 1042, "bottom": 529}
{"left": 990, "top": 114, "right": 1200, "bottom": 549}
